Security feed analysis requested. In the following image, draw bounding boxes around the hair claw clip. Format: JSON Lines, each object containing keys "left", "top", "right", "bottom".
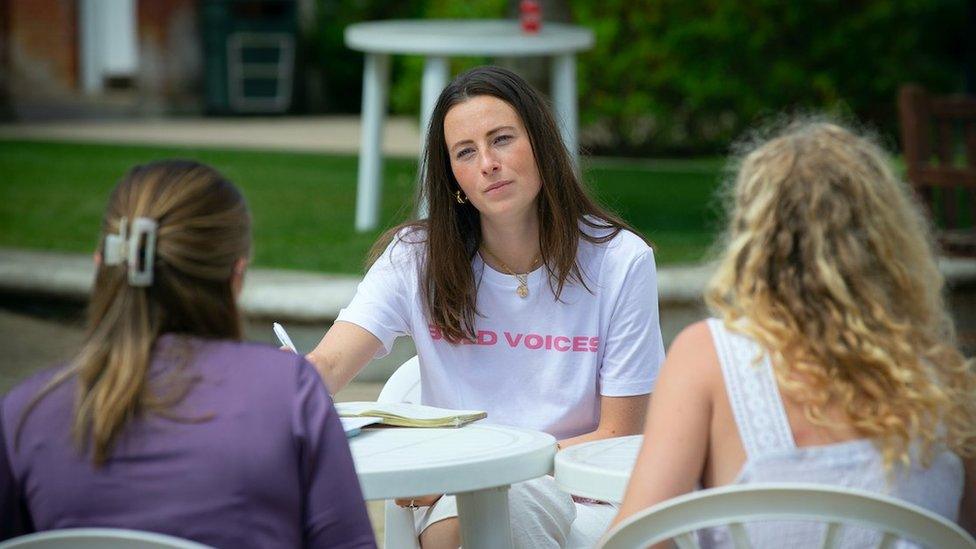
{"left": 103, "top": 217, "right": 128, "bottom": 266}
{"left": 127, "top": 217, "right": 158, "bottom": 287}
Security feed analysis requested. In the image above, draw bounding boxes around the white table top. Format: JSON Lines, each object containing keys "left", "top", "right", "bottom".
{"left": 345, "top": 19, "right": 594, "bottom": 56}
{"left": 553, "top": 435, "right": 642, "bottom": 503}
{"left": 349, "top": 423, "right": 556, "bottom": 500}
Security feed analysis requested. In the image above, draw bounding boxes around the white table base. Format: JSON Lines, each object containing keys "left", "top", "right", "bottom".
{"left": 384, "top": 504, "right": 421, "bottom": 549}
{"left": 456, "top": 485, "right": 514, "bottom": 548}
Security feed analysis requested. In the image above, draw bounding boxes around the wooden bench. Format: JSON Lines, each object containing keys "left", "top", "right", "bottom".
{"left": 898, "top": 84, "right": 976, "bottom": 257}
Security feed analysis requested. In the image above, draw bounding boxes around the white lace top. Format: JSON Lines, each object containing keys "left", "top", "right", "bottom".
{"left": 700, "top": 319, "right": 964, "bottom": 548}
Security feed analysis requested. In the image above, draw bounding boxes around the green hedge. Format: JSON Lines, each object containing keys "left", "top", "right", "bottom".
{"left": 307, "top": 0, "right": 966, "bottom": 155}
{"left": 572, "top": 0, "right": 966, "bottom": 155}
{"left": 306, "top": 0, "right": 423, "bottom": 113}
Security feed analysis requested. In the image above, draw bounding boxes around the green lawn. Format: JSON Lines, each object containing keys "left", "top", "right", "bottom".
{"left": 0, "top": 140, "right": 725, "bottom": 273}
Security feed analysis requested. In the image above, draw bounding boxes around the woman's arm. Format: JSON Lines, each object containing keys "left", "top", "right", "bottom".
{"left": 0, "top": 403, "right": 32, "bottom": 538}
{"left": 609, "top": 321, "right": 716, "bottom": 531}
{"left": 308, "top": 234, "right": 415, "bottom": 394}
{"left": 565, "top": 246, "right": 663, "bottom": 448}
{"left": 306, "top": 321, "right": 383, "bottom": 394}
{"left": 559, "top": 394, "right": 649, "bottom": 448}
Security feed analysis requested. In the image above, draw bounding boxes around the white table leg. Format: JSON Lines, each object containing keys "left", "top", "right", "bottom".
{"left": 417, "top": 55, "right": 450, "bottom": 219}
{"left": 456, "top": 486, "right": 514, "bottom": 549}
{"left": 384, "top": 500, "right": 421, "bottom": 549}
{"left": 551, "top": 53, "right": 579, "bottom": 170}
{"left": 355, "top": 53, "right": 390, "bottom": 232}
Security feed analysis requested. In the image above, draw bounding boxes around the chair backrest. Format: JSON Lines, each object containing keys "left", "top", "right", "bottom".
{"left": 898, "top": 84, "right": 976, "bottom": 257}
{"left": 376, "top": 355, "right": 421, "bottom": 404}
{"left": 0, "top": 528, "right": 213, "bottom": 549}
{"left": 600, "top": 483, "right": 976, "bottom": 549}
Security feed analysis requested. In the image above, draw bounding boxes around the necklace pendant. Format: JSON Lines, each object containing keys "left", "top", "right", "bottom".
{"left": 517, "top": 284, "right": 529, "bottom": 298}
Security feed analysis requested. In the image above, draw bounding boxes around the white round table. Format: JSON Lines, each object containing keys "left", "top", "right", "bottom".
{"left": 349, "top": 423, "right": 556, "bottom": 549}
{"left": 344, "top": 19, "right": 595, "bottom": 231}
{"left": 553, "top": 434, "right": 642, "bottom": 503}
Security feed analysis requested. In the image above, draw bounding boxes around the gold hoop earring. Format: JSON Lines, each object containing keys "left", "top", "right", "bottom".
{"left": 455, "top": 190, "right": 467, "bottom": 204}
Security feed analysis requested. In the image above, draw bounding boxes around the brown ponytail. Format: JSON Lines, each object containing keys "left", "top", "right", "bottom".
{"left": 20, "top": 160, "right": 251, "bottom": 465}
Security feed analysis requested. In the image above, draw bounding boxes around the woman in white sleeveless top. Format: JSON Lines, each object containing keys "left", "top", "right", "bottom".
{"left": 612, "top": 121, "right": 975, "bottom": 546}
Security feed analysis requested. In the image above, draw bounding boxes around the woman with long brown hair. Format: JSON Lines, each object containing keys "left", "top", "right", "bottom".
{"left": 612, "top": 120, "right": 976, "bottom": 545}
{"left": 1, "top": 160, "right": 376, "bottom": 547}
{"left": 305, "top": 66, "right": 665, "bottom": 547}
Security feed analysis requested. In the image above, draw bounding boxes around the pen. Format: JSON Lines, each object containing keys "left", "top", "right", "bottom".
{"left": 273, "top": 322, "right": 298, "bottom": 353}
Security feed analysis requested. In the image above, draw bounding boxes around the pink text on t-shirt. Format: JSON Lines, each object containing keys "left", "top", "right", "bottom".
{"left": 428, "top": 325, "right": 599, "bottom": 353}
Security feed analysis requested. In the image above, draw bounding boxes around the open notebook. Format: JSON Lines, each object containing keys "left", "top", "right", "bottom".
{"left": 335, "top": 401, "right": 487, "bottom": 428}
{"left": 340, "top": 417, "right": 383, "bottom": 437}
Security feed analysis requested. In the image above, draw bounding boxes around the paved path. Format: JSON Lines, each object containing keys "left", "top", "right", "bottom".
{"left": 0, "top": 247, "right": 721, "bottom": 320}
{"left": 0, "top": 116, "right": 423, "bottom": 157}
{"left": 0, "top": 305, "right": 385, "bottom": 402}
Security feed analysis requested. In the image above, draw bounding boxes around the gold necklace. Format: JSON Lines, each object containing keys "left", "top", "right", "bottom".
{"left": 480, "top": 247, "right": 541, "bottom": 298}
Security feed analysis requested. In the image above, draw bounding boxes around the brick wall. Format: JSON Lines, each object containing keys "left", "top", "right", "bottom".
{"left": 137, "top": 0, "right": 201, "bottom": 101}
{"left": 7, "top": 0, "right": 78, "bottom": 93}
{"left": 4, "top": 0, "right": 201, "bottom": 110}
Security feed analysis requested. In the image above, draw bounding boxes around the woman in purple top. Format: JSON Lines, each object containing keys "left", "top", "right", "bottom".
{"left": 0, "top": 160, "right": 376, "bottom": 548}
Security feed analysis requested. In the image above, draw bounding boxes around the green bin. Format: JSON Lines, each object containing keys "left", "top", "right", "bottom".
{"left": 201, "top": 0, "right": 297, "bottom": 114}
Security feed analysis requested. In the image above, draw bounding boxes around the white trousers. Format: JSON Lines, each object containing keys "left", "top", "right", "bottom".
{"left": 412, "top": 476, "right": 617, "bottom": 548}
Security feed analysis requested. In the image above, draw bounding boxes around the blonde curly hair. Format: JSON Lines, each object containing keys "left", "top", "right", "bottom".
{"left": 706, "top": 120, "right": 976, "bottom": 469}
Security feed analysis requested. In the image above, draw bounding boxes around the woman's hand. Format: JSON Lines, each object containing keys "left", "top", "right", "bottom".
{"left": 394, "top": 494, "right": 443, "bottom": 509}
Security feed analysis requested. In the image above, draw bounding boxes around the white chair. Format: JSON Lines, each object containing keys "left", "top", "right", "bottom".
{"left": 377, "top": 355, "right": 421, "bottom": 405}
{"left": 0, "top": 528, "right": 212, "bottom": 549}
{"left": 600, "top": 483, "right": 976, "bottom": 549}
{"left": 379, "top": 355, "right": 423, "bottom": 549}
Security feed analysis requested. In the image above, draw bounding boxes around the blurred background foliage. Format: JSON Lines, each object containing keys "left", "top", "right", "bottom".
{"left": 305, "top": 0, "right": 967, "bottom": 155}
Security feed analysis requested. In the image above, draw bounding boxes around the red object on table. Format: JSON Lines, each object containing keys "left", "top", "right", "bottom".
{"left": 520, "top": 0, "right": 541, "bottom": 34}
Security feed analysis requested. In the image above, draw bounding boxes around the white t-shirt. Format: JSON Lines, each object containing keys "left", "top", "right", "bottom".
{"left": 336, "top": 225, "right": 664, "bottom": 440}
